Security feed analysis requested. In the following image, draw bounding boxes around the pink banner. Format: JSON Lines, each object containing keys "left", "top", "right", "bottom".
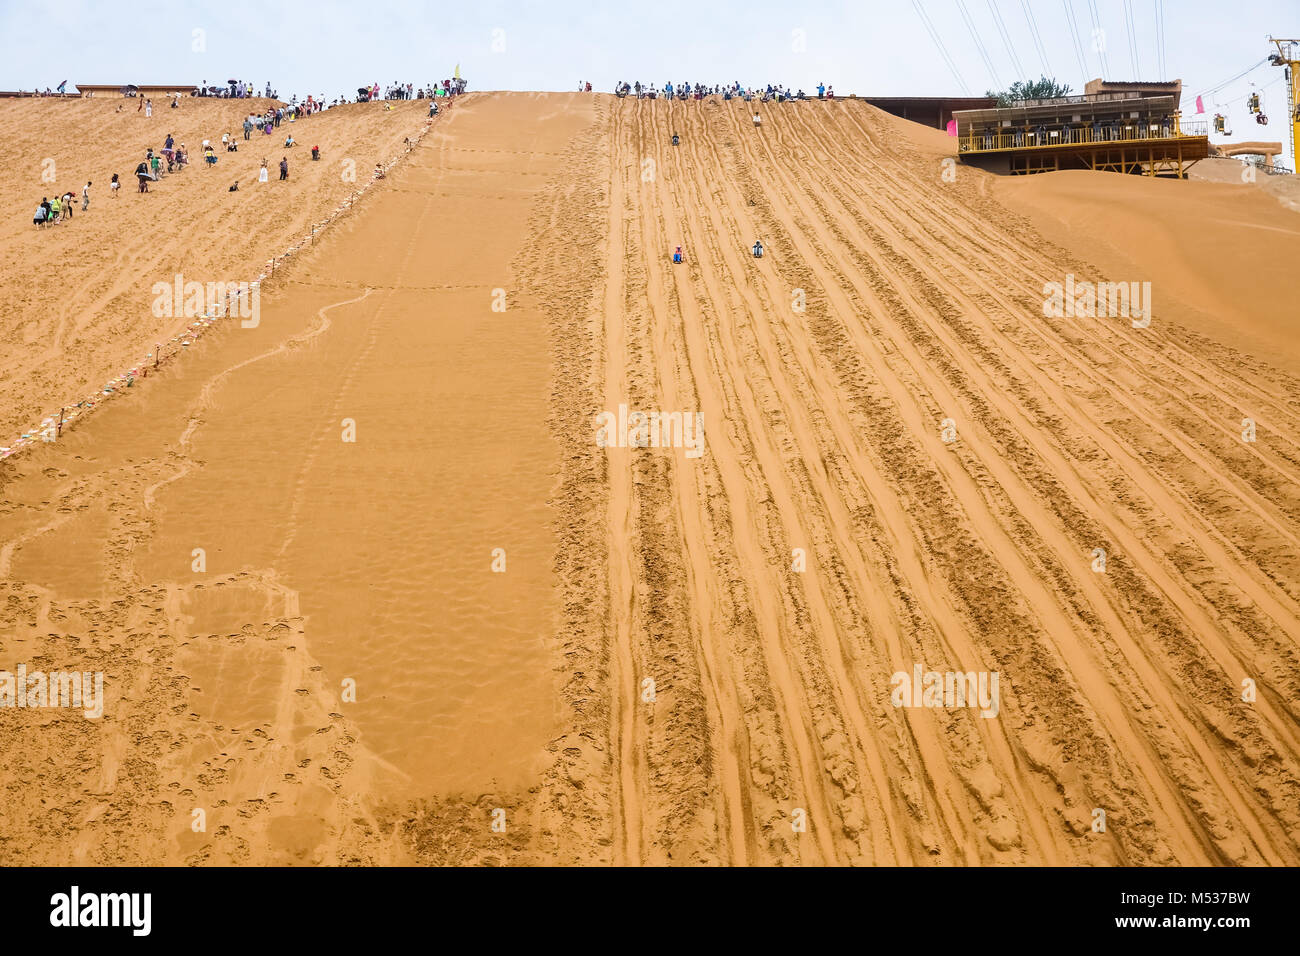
{"left": 1196, "top": 94, "right": 1205, "bottom": 114}
{"left": 946, "top": 118, "right": 957, "bottom": 136}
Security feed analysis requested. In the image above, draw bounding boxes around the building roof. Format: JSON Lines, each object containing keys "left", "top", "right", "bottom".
{"left": 954, "top": 92, "right": 1179, "bottom": 128}
{"left": 862, "top": 96, "right": 997, "bottom": 106}
{"left": 1084, "top": 78, "right": 1182, "bottom": 90}
{"left": 1083, "top": 78, "right": 1182, "bottom": 109}
{"left": 75, "top": 83, "right": 197, "bottom": 94}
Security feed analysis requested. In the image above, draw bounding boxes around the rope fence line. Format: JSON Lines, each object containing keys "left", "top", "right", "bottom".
{"left": 2, "top": 109, "right": 445, "bottom": 461}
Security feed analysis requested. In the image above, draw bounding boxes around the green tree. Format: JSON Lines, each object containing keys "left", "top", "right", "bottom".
{"left": 985, "top": 77, "right": 1073, "bottom": 107}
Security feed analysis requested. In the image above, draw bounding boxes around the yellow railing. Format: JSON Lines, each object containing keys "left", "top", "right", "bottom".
{"left": 959, "top": 120, "right": 1208, "bottom": 153}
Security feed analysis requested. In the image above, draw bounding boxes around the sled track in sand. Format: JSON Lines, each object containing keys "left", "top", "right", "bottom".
{"left": 519, "top": 96, "right": 1300, "bottom": 866}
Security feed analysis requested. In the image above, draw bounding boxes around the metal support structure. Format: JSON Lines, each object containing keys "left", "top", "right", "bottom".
{"left": 1268, "top": 37, "right": 1299, "bottom": 172}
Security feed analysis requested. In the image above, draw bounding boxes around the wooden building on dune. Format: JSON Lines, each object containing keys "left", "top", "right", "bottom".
{"left": 861, "top": 95, "right": 997, "bottom": 130}
{"left": 953, "top": 78, "right": 1211, "bottom": 177}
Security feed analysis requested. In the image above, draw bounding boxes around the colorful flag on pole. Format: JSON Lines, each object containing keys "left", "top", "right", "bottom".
{"left": 1195, "top": 94, "right": 1205, "bottom": 114}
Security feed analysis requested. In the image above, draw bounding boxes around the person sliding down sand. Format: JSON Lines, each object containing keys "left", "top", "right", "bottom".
{"left": 753, "top": 112, "right": 761, "bottom": 127}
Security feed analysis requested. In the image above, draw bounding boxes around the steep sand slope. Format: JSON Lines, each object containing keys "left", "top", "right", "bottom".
{"left": 994, "top": 170, "right": 1300, "bottom": 376}
{"left": 1190, "top": 156, "right": 1300, "bottom": 214}
{"left": 2, "top": 94, "right": 1298, "bottom": 866}
{"left": 536, "top": 96, "right": 1300, "bottom": 864}
{"left": 0, "top": 92, "right": 590, "bottom": 864}
{"left": 0, "top": 96, "right": 432, "bottom": 441}
{"left": 898, "top": 113, "right": 1300, "bottom": 375}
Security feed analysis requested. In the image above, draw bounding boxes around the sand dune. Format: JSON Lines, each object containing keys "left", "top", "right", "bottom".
{"left": 1, "top": 93, "right": 1297, "bottom": 865}
{"left": 1190, "top": 155, "right": 1300, "bottom": 214}
{"left": 0, "top": 96, "right": 432, "bottom": 443}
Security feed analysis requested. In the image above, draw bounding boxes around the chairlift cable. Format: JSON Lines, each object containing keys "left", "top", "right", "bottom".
{"left": 1154, "top": 0, "right": 1166, "bottom": 78}
{"left": 913, "top": 0, "right": 972, "bottom": 94}
{"left": 1121, "top": 0, "right": 1142, "bottom": 78}
{"left": 1063, "top": 0, "right": 1091, "bottom": 86}
{"left": 1087, "top": 0, "right": 1110, "bottom": 78}
{"left": 956, "top": 0, "right": 1002, "bottom": 89}
{"left": 1019, "top": 0, "right": 1055, "bottom": 78}
{"left": 987, "top": 0, "right": 1027, "bottom": 80}
{"left": 1194, "top": 57, "right": 1269, "bottom": 98}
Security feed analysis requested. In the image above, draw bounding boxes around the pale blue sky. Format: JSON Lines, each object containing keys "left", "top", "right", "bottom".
{"left": 1, "top": 0, "right": 1295, "bottom": 162}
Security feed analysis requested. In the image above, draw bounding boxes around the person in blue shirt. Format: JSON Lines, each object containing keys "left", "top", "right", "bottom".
{"left": 817, "top": 82, "right": 825, "bottom": 99}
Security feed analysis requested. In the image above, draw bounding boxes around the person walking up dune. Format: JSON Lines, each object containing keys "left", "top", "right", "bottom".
{"left": 258, "top": 158, "right": 269, "bottom": 184}
{"left": 279, "top": 156, "right": 288, "bottom": 181}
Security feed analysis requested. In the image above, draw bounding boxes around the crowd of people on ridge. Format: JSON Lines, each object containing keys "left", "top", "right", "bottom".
{"left": 19, "top": 76, "right": 471, "bottom": 106}
{"left": 30, "top": 73, "right": 469, "bottom": 228}
{"left": 355, "top": 78, "right": 467, "bottom": 102}
{"left": 603, "top": 80, "right": 836, "bottom": 102}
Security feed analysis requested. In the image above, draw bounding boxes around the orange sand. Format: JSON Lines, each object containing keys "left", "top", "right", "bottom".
{"left": 1, "top": 93, "right": 1298, "bottom": 865}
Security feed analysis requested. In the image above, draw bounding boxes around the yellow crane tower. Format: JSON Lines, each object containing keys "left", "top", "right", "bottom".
{"left": 1268, "top": 36, "right": 1299, "bottom": 170}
